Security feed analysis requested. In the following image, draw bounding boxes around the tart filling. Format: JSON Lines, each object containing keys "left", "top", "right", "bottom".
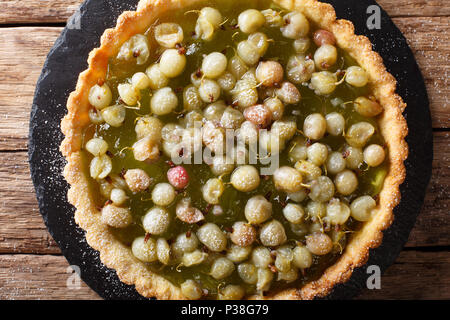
{"left": 61, "top": 0, "right": 407, "bottom": 300}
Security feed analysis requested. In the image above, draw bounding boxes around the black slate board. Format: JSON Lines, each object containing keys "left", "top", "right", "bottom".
{"left": 29, "top": 0, "right": 432, "bottom": 300}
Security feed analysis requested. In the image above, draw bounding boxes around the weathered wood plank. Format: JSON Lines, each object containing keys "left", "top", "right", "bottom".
{"left": 406, "top": 132, "right": 450, "bottom": 247}
{"left": 0, "top": 254, "right": 100, "bottom": 300}
{"left": 0, "top": 0, "right": 448, "bottom": 24}
{"left": 0, "top": 0, "right": 446, "bottom": 302}
{"left": 381, "top": 0, "right": 450, "bottom": 17}
{"left": 0, "top": 132, "right": 448, "bottom": 254}
{"left": 0, "top": 251, "right": 447, "bottom": 299}
{"left": 358, "top": 250, "right": 450, "bottom": 299}
{"left": 0, "top": 0, "right": 83, "bottom": 24}
{"left": 0, "top": 18, "right": 448, "bottom": 149}
{"left": 393, "top": 17, "right": 450, "bottom": 129}
{"left": 0, "top": 27, "right": 63, "bottom": 151}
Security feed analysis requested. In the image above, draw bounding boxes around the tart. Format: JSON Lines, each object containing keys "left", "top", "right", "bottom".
{"left": 60, "top": 0, "right": 408, "bottom": 300}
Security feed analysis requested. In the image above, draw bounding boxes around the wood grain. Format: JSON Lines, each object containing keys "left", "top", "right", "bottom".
{"left": 0, "top": 152, "right": 60, "bottom": 254}
{"left": 0, "top": 19, "right": 448, "bottom": 151}
{"left": 0, "top": 132, "right": 448, "bottom": 254}
{"left": 393, "top": 17, "right": 450, "bottom": 129}
{"left": 0, "top": 0, "right": 83, "bottom": 24}
{"left": 0, "top": 27, "right": 63, "bottom": 151}
{"left": 0, "top": 251, "right": 447, "bottom": 300}
{"left": 0, "top": 0, "right": 448, "bottom": 25}
{"left": 358, "top": 250, "right": 450, "bottom": 299}
{"left": 0, "top": 0, "right": 448, "bottom": 300}
{"left": 381, "top": 0, "right": 450, "bottom": 17}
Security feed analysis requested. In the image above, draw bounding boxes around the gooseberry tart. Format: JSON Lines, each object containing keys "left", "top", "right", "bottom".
{"left": 61, "top": 0, "right": 408, "bottom": 299}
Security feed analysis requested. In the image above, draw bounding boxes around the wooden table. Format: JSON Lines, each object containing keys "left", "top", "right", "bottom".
{"left": 0, "top": 0, "right": 448, "bottom": 300}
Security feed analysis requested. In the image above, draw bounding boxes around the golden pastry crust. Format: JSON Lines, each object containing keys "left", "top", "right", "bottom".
{"left": 60, "top": 0, "right": 408, "bottom": 300}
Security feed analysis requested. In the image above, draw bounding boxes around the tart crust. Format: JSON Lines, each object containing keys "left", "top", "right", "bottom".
{"left": 60, "top": 0, "right": 408, "bottom": 300}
